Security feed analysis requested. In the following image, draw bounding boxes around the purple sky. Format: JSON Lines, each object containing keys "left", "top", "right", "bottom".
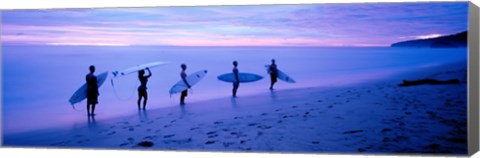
{"left": 1, "top": 2, "right": 468, "bottom": 46}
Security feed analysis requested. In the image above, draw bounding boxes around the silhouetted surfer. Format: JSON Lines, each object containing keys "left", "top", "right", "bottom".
{"left": 232, "top": 61, "right": 240, "bottom": 97}
{"left": 86, "top": 65, "right": 99, "bottom": 116}
{"left": 138, "top": 68, "right": 151, "bottom": 110}
{"left": 180, "top": 64, "right": 191, "bottom": 105}
{"left": 268, "top": 59, "right": 278, "bottom": 90}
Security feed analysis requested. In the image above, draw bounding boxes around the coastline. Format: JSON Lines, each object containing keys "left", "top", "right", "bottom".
{"left": 3, "top": 61, "right": 468, "bottom": 154}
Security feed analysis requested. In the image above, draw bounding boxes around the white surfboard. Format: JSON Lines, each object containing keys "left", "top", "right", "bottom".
{"left": 69, "top": 71, "right": 109, "bottom": 106}
{"left": 217, "top": 73, "right": 263, "bottom": 83}
{"left": 169, "top": 70, "right": 208, "bottom": 95}
{"left": 112, "top": 61, "right": 168, "bottom": 77}
{"left": 264, "top": 65, "right": 296, "bottom": 83}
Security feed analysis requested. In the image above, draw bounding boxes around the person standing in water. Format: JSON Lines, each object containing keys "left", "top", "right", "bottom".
{"left": 138, "top": 68, "right": 151, "bottom": 110}
{"left": 86, "top": 65, "right": 99, "bottom": 116}
{"left": 268, "top": 59, "right": 278, "bottom": 90}
{"left": 180, "top": 64, "right": 191, "bottom": 105}
{"left": 232, "top": 61, "right": 240, "bottom": 97}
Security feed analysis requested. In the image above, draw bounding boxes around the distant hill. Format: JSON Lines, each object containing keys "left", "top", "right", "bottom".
{"left": 391, "top": 31, "right": 467, "bottom": 48}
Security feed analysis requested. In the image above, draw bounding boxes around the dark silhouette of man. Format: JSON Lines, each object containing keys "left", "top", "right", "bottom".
{"left": 138, "top": 68, "right": 151, "bottom": 110}
{"left": 180, "top": 64, "right": 191, "bottom": 105}
{"left": 232, "top": 61, "right": 240, "bottom": 97}
{"left": 268, "top": 59, "right": 278, "bottom": 90}
{"left": 86, "top": 65, "right": 98, "bottom": 116}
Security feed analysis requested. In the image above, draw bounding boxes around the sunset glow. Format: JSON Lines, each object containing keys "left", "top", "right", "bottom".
{"left": 1, "top": 2, "right": 468, "bottom": 46}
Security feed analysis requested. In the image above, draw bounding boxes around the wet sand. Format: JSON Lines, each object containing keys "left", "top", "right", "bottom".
{"left": 3, "top": 62, "right": 468, "bottom": 155}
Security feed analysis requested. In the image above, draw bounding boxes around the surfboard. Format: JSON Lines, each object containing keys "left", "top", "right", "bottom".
{"left": 69, "top": 71, "right": 109, "bottom": 106}
{"left": 112, "top": 61, "right": 168, "bottom": 77}
{"left": 264, "top": 65, "right": 296, "bottom": 83}
{"left": 217, "top": 73, "right": 263, "bottom": 83}
{"left": 169, "top": 70, "right": 208, "bottom": 95}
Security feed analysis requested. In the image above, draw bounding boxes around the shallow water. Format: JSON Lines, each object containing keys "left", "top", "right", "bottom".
{"left": 1, "top": 46, "right": 467, "bottom": 134}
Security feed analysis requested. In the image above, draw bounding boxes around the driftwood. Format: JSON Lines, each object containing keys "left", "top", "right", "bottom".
{"left": 398, "top": 78, "right": 460, "bottom": 87}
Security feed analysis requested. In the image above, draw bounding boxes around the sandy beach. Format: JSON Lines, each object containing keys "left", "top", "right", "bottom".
{"left": 3, "top": 62, "right": 468, "bottom": 155}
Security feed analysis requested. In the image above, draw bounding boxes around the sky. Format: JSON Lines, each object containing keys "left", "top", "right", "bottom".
{"left": 1, "top": 2, "right": 469, "bottom": 47}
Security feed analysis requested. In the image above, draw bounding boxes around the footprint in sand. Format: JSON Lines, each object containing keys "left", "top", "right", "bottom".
{"left": 257, "top": 131, "right": 263, "bottom": 136}
{"left": 223, "top": 142, "right": 235, "bottom": 147}
{"left": 214, "top": 121, "right": 224, "bottom": 125}
{"left": 190, "top": 127, "right": 200, "bottom": 131}
{"left": 138, "top": 141, "right": 154, "bottom": 147}
{"left": 205, "top": 140, "right": 216, "bottom": 145}
{"left": 164, "top": 134, "right": 175, "bottom": 138}
{"left": 248, "top": 123, "right": 257, "bottom": 127}
{"left": 163, "top": 138, "right": 193, "bottom": 144}
{"left": 208, "top": 134, "right": 219, "bottom": 138}
{"left": 129, "top": 128, "right": 135, "bottom": 132}
{"left": 108, "top": 131, "right": 116, "bottom": 135}
{"left": 381, "top": 128, "right": 392, "bottom": 133}
{"left": 261, "top": 113, "right": 268, "bottom": 116}
{"left": 230, "top": 132, "right": 239, "bottom": 136}
{"left": 207, "top": 131, "right": 217, "bottom": 135}
{"left": 343, "top": 130, "right": 364, "bottom": 134}
{"left": 257, "top": 125, "right": 272, "bottom": 130}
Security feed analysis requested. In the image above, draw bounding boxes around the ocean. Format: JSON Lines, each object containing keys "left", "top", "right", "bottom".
{"left": 1, "top": 46, "right": 467, "bottom": 135}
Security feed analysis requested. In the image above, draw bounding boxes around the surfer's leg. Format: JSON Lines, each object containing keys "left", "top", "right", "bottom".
{"left": 270, "top": 75, "right": 277, "bottom": 90}
{"left": 180, "top": 90, "right": 187, "bottom": 104}
{"left": 270, "top": 75, "right": 274, "bottom": 89}
{"left": 143, "top": 92, "right": 148, "bottom": 110}
{"left": 232, "top": 82, "right": 239, "bottom": 97}
{"left": 137, "top": 90, "right": 142, "bottom": 110}
{"left": 87, "top": 103, "right": 91, "bottom": 115}
{"left": 91, "top": 104, "right": 96, "bottom": 115}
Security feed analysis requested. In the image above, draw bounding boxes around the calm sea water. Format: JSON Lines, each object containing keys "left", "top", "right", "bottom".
{"left": 1, "top": 46, "right": 467, "bottom": 134}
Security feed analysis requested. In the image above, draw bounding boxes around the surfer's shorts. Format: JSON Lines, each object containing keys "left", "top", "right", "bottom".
{"left": 181, "top": 90, "right": 188, "bottom": 97}
{"left": 86, "top": 90, "right": 98, "bottom": 104}
{"left": 270, "top": 74, "right": 278, "bottom": 83}
{"left": 138, "top": 88, "right": 147, "bottom": 98}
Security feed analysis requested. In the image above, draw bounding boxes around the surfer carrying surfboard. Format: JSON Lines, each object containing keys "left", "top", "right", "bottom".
{"left": 180, "top": 64, "right": 192, "bottom": 105}
{"left": 86, "top": 65, "right": 99, "bottom": 116}
{"left": 137, "top": 68, "right": 152, "bottom": 110}
{"left": 268, "top": 59, "right": 278, "bottom": 90}
{"left": 232, "top": 61, "right": 240, "bottom": 97}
